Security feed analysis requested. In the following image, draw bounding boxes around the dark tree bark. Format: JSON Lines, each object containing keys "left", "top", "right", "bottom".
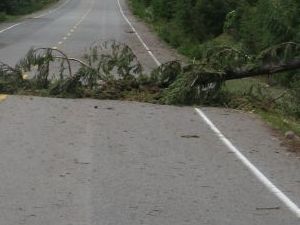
{"left": 225, "top": 59, "right": 300, "bottom": 81}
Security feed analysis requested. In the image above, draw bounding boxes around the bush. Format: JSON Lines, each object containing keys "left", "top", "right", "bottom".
{"left": 238, "top": 0, "right": 299, "bottom": 52}
{"left": 0, "top": 12, "right": 7, "bottom": 22}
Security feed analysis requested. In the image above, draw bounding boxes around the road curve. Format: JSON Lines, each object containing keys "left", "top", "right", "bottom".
{"left": 0, "top": 0, "right": 300, "bottom": 224}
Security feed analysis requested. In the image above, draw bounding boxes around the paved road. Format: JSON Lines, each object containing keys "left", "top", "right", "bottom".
{"left": 0, "top": 0, "right": 172, "bottom": 70}
{"left": 0, "top": 96, "right": 299, "bottom": 225}
{"left": 0, "top": 0, "right": 300, "bottom": 224}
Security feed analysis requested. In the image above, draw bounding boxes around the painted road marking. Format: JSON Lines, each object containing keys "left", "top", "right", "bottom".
{"left": 195, "top": 108, "right": 300, "bottom": 218}
{"left": 117, "top": 0, "right": 161, "bottom": 66}
{"left": 34, "top": 13, "right": 48, "bottom": 19}
{"left": 0, "top": 0, "right": 72, "bottom": 34}
{"left": 76, "top": 3, "right": 93, "bottom": 26}
{"left": 0, "top": 95, "right": 8, "bottom": 102}
{"left": 54, "top": 0, "right": 94, "bottom": 50}
{"left": 0, "top": 23, "right": 22, "bottom": 34}
{"left": 117, "top": 0, "right": 300, "bottom": 218}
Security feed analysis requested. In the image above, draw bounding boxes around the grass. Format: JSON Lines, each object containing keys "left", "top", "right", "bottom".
{"left": 224, "top": 78, "right": 263, "bottom": 93}
{"left": 0, "top": 13, "right": 19, "bottom": 23}
{"left": 224, "top": 78, "right": 300, "bottom": 136}
{"left": 128, "top": 0, "right": 149, "bottom": 19}
{"left": 259, "top": 111, "right": 300, "bottom": 135}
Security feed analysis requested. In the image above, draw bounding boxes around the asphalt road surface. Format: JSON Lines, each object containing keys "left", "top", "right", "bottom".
{"left": 0, "top": 0, "right": 300, "bottom": 224}
{"left": 0, "top": 0, "right": 177, "bottom": 70}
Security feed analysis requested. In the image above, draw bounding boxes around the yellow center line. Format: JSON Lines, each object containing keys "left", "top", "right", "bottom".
{"left": 51, "top": 0, "right": 94, "bottom": 52}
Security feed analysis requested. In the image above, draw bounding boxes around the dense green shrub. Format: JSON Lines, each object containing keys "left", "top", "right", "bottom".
{"left": 130, "top": 0, "right": 300, "bottom": 87}
{"left": 131, "top": 0, "right": 236, "bottom": 43}
{"left": 0, "top": 12, "right": 7, "bottom": 21}
{"left": 238, "top": 0, "right": 299, "bottom": 52}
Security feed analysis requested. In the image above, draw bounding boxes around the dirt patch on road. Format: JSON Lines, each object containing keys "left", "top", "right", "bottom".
{"left": 266, "top": 125, "right": 300, "bottom": 155}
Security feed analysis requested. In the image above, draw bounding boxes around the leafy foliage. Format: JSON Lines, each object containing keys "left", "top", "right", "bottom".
{"left": 0, "top": 41, "right": 299, "bottom": 140}
{"left": 0, "top": 42, "right": 299, "bottom": 109}
{"left": 129, "top": 0, "right": 300, "bottom": 87}
{"left": 239, "top": 0, "right": 299, "bottom": 52}
{"left": 130, "top": 0, "right": 235, "bottom": 44}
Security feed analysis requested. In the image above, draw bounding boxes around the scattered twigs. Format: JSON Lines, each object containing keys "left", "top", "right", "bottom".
{"left": 33, "top": 47, "right": 73, "bottom": 77}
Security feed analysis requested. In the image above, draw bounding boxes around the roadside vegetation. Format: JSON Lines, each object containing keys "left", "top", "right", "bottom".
{"left": 0, "top": 40, "right": 299, "bottom": 139}
{"left": 129, "top": 0, "right": 300, "bottom": 137}
{"left": 0, "top": 0, "right": 59, "bottom": 22}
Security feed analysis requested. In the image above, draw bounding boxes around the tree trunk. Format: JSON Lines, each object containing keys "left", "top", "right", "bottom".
{"left": 225, "top": 59, "right": 300, "bottom": 81}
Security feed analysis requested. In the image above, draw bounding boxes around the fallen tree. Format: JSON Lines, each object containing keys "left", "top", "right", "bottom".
{"left": 226, "top": 59, "right": 300, "bottom": 80}
{"left": 0, "top": 41, "right": 299, "bottom": 105}
{"left": 161, "top": 42, "right": 300, "bottom": 104}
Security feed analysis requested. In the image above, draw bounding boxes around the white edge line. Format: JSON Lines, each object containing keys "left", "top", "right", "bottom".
{"left": 0, "top": 23, "right": 22, "bottom": 34}
{"left": 195, "top": 108, "right": 300, "bottom": 218}
{"left": 1, "top": 0, "right": 298, "bottom": 219}
{"left": 0, "top": 0, "right": 71, "bottom": 33}
{"left": 116, "top": 0, "right": 161, "bottom": 66}
{"left": 116, "top": 3, "right": 300, "bottom": 217}
{"left": 117, "top": 0, "right": 300, "bottom": 217}
{"left": 34, "top": 13, "right": 48, "bottom": 19}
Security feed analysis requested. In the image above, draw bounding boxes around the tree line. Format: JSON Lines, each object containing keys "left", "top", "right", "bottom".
{"left": 130, "top": 0, "right": 300, "bottom": 87}
{"left": 131, "top": 0, "right": 299, "bottom": 53}
{"left": 0, "top": 0, "right": 58, "bottom": 16}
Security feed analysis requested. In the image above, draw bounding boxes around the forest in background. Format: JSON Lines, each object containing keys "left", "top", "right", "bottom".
{"left": 130, "top": 0, "right": 299, "bottom": 86}
{"left": 0, "top": 0, "right": 58, "bottom": 21}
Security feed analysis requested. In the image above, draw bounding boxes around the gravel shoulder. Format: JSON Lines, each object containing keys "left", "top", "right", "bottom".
{"left": 119, "top": 0, "right": 188, "bottom": 66}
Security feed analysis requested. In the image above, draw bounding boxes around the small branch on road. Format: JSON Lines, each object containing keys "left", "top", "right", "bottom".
{"left": 33, "top": 47, "right": 73, "bottom": 77}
